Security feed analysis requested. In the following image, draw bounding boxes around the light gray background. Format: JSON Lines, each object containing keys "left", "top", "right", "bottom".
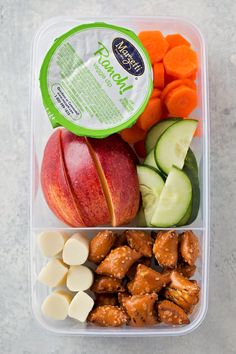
{"left": 0, "top": 0, "right": 236, "bottom": 353}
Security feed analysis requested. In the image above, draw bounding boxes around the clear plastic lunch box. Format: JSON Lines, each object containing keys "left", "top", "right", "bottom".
{"left": 30, "top": 16, "right": 210, "bottom": 336}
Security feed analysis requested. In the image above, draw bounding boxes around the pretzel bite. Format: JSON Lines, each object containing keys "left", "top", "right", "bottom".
{"left": 88, "top": 305, "right": 129, "bottom": 327}
{"left": 96, "top": 246, "right": 141, "bottom": 279}
{"left": 89, "top": 230, "right": 116, "bottom": 263}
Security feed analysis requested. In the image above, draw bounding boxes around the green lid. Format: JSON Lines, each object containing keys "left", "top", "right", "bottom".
{"left": 40, "top": 22, "right": 153, "bottom": 138}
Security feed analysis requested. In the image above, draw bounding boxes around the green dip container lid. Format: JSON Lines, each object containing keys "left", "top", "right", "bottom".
{"left": 40, "top": 22, "right": 153, "bottom": 138}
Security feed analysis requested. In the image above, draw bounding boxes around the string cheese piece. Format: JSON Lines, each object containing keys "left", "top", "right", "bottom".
{"left": 62, "top": 233, "right": 89, "bottom": 265}
{"left": 68, "top": 291, "right": 94, "bottom": 322}
{"left": 37, "top": 231, "right": 69, "bottom": 257}
{"left": 41, "top": 290, "right": 73, "bottom": 320}
{"left": 38, "top": 259, "right": 68, "bottom": 287}
{"left": 66, "top": 265, "right": 94, "bottom": 292}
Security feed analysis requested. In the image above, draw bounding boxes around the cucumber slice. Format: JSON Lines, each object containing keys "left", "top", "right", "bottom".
{"left": 154, "top": 119, "right": 198, "bottom": 175}
{"left": 144, "top": 150, "right": 166, "bottom": 178}
{"left": 151, "top": 166, "right": 192, "bottom": 227}
{"left": 177, "top": 199, "right": 192, "bottom": 226}
{"left": 144, "top": 150, "right": 157, "bottom": 169}
{"left": 145, "top": 118, "right": 181, "bottom": 153}
{"left": 137, "top": 165, "right": 164, "bottom": 226}
{"left": 183, "top": 148, "right": 200, "bottom": 224}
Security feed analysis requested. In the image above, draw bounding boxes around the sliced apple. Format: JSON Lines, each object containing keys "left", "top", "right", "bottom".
{"left": 61, "top": 129, "right": 110, "bottom": 226}
{"left": 41, "top": 129, "right": 85, "bottom": 226}
{"left": 87, "top": 134, "right": 140, "bottom": 226}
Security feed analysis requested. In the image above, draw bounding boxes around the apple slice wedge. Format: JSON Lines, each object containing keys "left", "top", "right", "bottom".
{"left": 41, "top": 129, "right": 85, "bottom": 226}
{"left": 87, "top": 134, "right": 140, "bottom": 226}
{"left": 61, "top": 129, "right": 110, "bottom": 226}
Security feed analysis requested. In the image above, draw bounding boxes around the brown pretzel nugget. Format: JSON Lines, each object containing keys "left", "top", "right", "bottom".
{"left": 180, "top": 231, "right": 199, "bottom": 266}
{"left": 122, "top": 293, "right": 158, "bottom": 327}
{"left": 118, "top": 292, "right": 130, "bottom": 307}
{"left": 127, "top": 264, "right": 171, "bottom": 295}
{"left": 164, "top": 270, "right": 200, "bottom": 313}
{"left": 126, "top": 230, "right": 153, "bottom": 257}
{"left": 126, "top": 257, "right": 151, "bottom": 280}
{"left": 95, "top": 293, "right": 118, "bottom": 307}
{"left": 153, "top": 230, "right": 178, "bottom": 268}
{"left": 88, "top": 305, "right": 129, "bottom": 327}
{"left": 89, "top": 230, "right": 116, "bottom": 263}
{"left": 158, "top": 300, "right": 190, "bottom": 325}
{"left": 91, "top": 276, "right": 125, "bottom": 293}
{"left": 96, "top": 246, "right": 141, "bottom": 279}
{"left": 177, "top": 263, "right": 196, "bottom": 278}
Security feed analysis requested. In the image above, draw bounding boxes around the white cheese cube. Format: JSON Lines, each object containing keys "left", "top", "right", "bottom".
{"left": 41, "top": 290, "right": 73, "bottom": 320}
{"left": 68, "top": 291, "right": 94, "bottom": 322}
{"left": 67, "top": 265, "right": 94, "bottom": 292}
{"left": 38, "top": 259, "right": 68, "bottom": 287}
{"left": 62, "top": 233, "right": 89, "bottom": 265}
{"left": 37, "top": 231, "right": 69, "bottom": 257}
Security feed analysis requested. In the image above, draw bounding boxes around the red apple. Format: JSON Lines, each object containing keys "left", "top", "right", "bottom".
{"left": 60, "top": 129, "right": 110, "bottom": 226}
{"left": 87, "top": 134, "right": 140, "bottom": 226}
{"left": 41, "top": 129, "right": 85, "bottom": 226}
{"left": 41, "top": 129, "right": 140, "bottom": 227}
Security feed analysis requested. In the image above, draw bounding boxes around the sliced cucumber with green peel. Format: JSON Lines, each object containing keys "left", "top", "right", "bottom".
{"left": 177, "top": 200, "right": 192, "bottom": 226}
{"left": 151, "top": 166, "right": 192, "bottom": 227}
{"left": 137, "top": 165, "right": 165, "bottom": 226}
{"left": 154, "top": 119, "right": 198, "bottom": 175}
{"left": 143, "top": 150, "right": 157, "bottom": 169}
{"left": 143, "top": 150, "right": 166, "bottom": 178}
{"left": 183, "top": 148, "right": 200, "bottom": 224}
{"left": 145, "top": 118, "right": 181, "bottom": 153}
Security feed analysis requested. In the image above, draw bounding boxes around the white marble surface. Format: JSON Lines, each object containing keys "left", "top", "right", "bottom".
{"left": 0, "top": 0, "right": 236, "bottom": 353}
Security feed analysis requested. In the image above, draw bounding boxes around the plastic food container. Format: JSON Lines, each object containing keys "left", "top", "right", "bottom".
{"left": 30, "top": 16, "right": 209, "bottom": 336}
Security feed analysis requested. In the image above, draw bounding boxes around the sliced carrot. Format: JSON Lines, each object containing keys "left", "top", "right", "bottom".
{"left": 163, "top": 45, "right": 198, "bottom": 79}
{"left": 136, "top": 98, "right": 162, "bottom": 131}
{"left": 189, "top": 71, "right": 197, "bottom": 80}
{"left": 160, "top": 105, "right": 169, "bottom": 119}
{"left": 165, "top": 72, "right": 174, "bottom": 85}
{"left": 161, "top": 79, "right": 196, "bottom": 101}
{"left": 153, "top": 63, "right": 165, "bottom": 89}
{"left": 165, "top": 85, "right": 197, "bottom": 117}
{"left": 150, "top": 88, "right": 162, "bottom": 99}
{"left": 182, "top": 79, "right": 196, "bottom": 90}
{"left": 166, "top": 112, "right": 181, "bottom": 118}
{"left": 119, "top": 123, "right": 146, "bottom": 144}
{"left": 134, "top": 140, "right": 146, "bottom": 158}
{"left": 166, "top": 34, "right": 191, "bottom": 49}
{"left": 138, "top": 31, "right": 169, "bottom": 64}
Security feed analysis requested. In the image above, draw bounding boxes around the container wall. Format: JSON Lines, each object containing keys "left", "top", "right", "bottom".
{"left": 30, "top": 17, "right": 209, "bottom": 336}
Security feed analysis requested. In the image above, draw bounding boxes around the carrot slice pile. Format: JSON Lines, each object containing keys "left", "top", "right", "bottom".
{"left": 161, "top": 79, "right": 196, "bottom": 100}
{"left": 136, "top": 98, "right": 162, "bottom": 131}
{"left": 150, "top": 88, "right": 162, "bottom": 99}
{"left": 166, "top": 34, "right": 191, "bottom": 49}
{"left": 138, "top": 31, "right": 169, "bottom": 64}
{"left": 119, "top": 30, "right": 201, "bottom": 142}
{"left": 163, "top": 45, "right": 198, "bottom": 79}
{"left": 153, "top": 63, "right": 165, "bottom": 89}
{"left": 165, "top": 85, "right": 197, "bottom": 116}
{"left": 119, "top": 123, "right": 146, "bottom": 144}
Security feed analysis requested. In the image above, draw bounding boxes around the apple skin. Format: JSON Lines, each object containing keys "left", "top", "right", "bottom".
{"left": 41, "top": 130, "right": 140, "bottom": 227}
{"left": 87, "top": 134, "right": 140, "bottom": 226}
{"left": 60, "top": 129, "right": 110, "bottom": 226}
{"left": 41, "top": 129, "right": 85, "bottom": 226}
